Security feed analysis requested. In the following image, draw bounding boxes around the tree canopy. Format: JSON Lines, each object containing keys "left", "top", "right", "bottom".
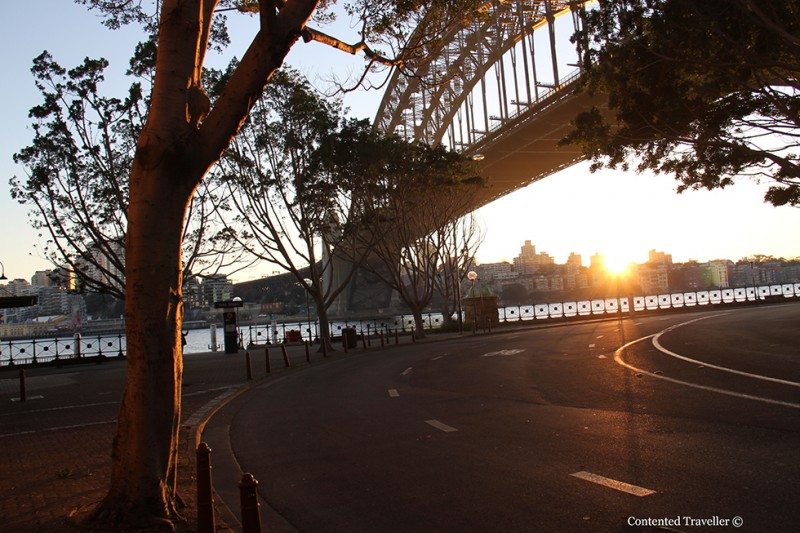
{"left": 563, "top": 0, "right": 800, "bottom": 207}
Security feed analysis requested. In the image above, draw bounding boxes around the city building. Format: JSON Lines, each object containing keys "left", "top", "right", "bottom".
{"left": 202, "top": 275, "right": 234, "bottom": 305}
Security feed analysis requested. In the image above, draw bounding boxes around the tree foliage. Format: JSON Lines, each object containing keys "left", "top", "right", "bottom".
{"left": 363, "top": 142, "right": 483, "bottom": 336}
{"left": 563, "top": 0, "right": 800, "bottom": 206}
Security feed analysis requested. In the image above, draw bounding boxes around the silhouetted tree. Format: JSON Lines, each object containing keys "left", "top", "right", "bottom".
{"left": 563, "top": 0, "right": 800, "bottom": 206}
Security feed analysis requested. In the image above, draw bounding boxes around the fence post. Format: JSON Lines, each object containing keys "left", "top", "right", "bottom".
{"left": 281, "top": 344, "right": 291, "bottom": 368}
{"left": 264, "top": 346, "right": 271, "bottom": 374}
{"left": 19, "top": 369, "right": 26, "bottom": 402}
{"left": 239, "top": 473, "right": 262, "bottom": 533}
{"left": 245, "top": 350, "right": 253, "bottom": 381}
{"left": 74, "top": 333, "right": 82, "bottom": 359}
{"left": 366, "top": 324, "right": 371, "bottom": 347}
{"left": 196, "top": 443, "right": 216, "bottom": 533}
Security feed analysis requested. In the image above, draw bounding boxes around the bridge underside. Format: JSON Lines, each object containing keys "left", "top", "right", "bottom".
{"left": 466, "top": 84, "right": 606, "bottom": 209}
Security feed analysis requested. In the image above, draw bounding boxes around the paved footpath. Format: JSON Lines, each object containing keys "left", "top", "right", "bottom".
{"left": 0, "top": 340, "right": 354, "bottom": 532}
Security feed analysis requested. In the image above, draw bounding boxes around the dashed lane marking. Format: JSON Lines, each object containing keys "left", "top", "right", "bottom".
{"left": 570, "top": 471, "right": 656, "bottom": 497}
{"left": 425, "top": 419, "right": 458, "bottom": 433}
{"left": 401, "top": 367, "right": 413, "bottom": 376}
{"left": 431, "top": 356, "right": 443, "bottom": 361}
{"left": 10, "top": 395, "right": 44, "bottom": 402}
{"left": 481, "top": 349, "right": 524, "bottom": 357}
{"left": 597, "top": 355, "right": 607, "bottom": 359}
{"left": 388, "top": 389, "right": 400, "bottom": 398}
{"left": 596, "top": 335, "right": 604, "bottom": 339}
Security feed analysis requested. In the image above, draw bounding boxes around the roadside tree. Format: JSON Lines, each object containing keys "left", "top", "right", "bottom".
{"left": 563, "top": 0, "right": 800, "bottom": 206}
{"left": 55, "top": 0, "right": 485, "bottom": 527}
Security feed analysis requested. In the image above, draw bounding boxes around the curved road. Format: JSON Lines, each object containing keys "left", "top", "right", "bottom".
{"left": 208, "top": 304, "right": 800, "bottom": 532}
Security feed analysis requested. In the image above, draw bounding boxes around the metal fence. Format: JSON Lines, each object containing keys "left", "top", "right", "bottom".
{"left": 2, "top": 283, "right": 797, "bottom": 367}
{"left": 0, "top": 332, "right": 126, "bottom": 367}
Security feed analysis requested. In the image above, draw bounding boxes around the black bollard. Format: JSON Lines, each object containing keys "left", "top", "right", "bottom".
{"left": 395, "top": 329, "right": 399, "bottom": 345}
{"left": 305, "top": 340, "right": 311, "bottom": 363}
{"left": 380, "top": 331, "right": 384, "bottom": 347}
{"left": 361, "top": 332, "right": 367, "bottom": 349}
{"left": 281, "top": 344, "right": 290, "bottom": 367}
{"left": 196, "top": 443, "right": 216, "bottom": 533}
{"left": 19, "top": 369, "right": 26, "bottom": 402}
{"left": 487, "top": 317, "right": 492, "bottom": 333}
{"left": 343, "top": 334, "right": 348, "bottom": 353}
{"left": 245, "top": 350, "right": 253, "bottom": 381}
{"left": 264, "top": 346, "right": 271, "bottom": 374}
{"left": 239, "top": 473, "right": 262, "bottom": 533}
{"left": 411, "top": 330, "right": 416, "bottom": 343}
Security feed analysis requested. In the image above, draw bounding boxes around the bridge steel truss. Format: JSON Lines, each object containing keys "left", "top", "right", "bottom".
{"left": 374, "top": 0, "right": 589, "bottom": 156}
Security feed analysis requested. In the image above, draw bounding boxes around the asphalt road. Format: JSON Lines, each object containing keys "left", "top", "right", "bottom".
{"left": 214, "top": 304, "right": 800, "bottom": 532}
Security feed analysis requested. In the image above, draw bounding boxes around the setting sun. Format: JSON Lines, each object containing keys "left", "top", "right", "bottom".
{"left": 602, "top": 251, "right": 635, "bottom": 276}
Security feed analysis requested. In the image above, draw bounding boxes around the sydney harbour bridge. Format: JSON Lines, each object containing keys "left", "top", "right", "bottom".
{"left": 374, "top": 0, "right": 600, "bottom": 209}
{"left": 337, "top": 0, "right": 601, "bottom": 313}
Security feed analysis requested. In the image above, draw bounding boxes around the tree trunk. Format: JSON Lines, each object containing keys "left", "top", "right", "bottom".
{"left": 88, "top": 161, "right": 193, "bottom": 528}
{"left": 316, "top": 297, "right": 334, "bottom": 351}
{"left": 412, "top": 309, "right": 426, "bottom": 339}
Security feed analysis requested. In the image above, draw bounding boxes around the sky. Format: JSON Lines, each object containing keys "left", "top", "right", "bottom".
{"left": 1, "top": 1, "right": 798, "bottom": 284}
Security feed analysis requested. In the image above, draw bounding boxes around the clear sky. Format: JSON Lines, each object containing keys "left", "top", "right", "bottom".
{"left": 1, "top": 1, "right": 798, "bottom": 284}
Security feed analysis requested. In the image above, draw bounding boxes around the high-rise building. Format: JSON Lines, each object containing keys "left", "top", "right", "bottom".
{"left": 203, "top": 275, "right": 233, "bottom": 305}
{"left": 648, "top": 249, "right": 673, "bottom": 266}
{"left": 31, "top": 270, "right": 54, "bottom": 287}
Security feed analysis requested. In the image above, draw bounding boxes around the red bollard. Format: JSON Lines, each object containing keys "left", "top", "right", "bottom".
{"left": 239, "top": 473, "right": 262, "bottom": 533}
{"left": 196, "top": 443, "right": 216, "bottom": 533}
{"left": 264, "top": 346, "right": 271, "bottom": 374}
{"left": 281, "top": 344, "right": 290, "bottom": 367}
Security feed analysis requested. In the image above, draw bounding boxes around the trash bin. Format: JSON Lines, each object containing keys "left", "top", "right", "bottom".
{"left": 342, "top": 327, "right": 358, "bottom": 349}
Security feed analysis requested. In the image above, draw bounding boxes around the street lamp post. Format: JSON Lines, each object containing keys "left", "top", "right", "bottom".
{"left": 303, "top": 278, "right": 312, "bottom": 342}
{"left": 467, "top": 270, "right": 478, "bottom": 334}
{"left": 0, "top": 260, "right": 7, "bottom": 280}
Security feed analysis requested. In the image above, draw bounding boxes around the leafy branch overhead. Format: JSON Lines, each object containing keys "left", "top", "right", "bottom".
{"left": 562, "top": 0, "right": 800, "bottom": 207}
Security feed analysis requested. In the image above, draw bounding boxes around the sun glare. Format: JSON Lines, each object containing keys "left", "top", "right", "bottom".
{"left": 603, "top": 253, "right": 633, "bottom": 276}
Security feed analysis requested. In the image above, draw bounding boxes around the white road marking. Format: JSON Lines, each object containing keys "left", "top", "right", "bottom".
{"left": 597, "top": 355, "right": 607, "bottom": 359}
{"left": 0, "top": 419, "right": 116, "bottom": 439}
{"left": 431, "top": 356, "right": 443, "bottom": 361}
{"left": 634, "top": 322, "right": 644, "bottom": 325}
{"left": 481, "top": 349, "right": 524, "bottom": 357}
{"left": 401, "top": 367, "right": 413, "bottom": 376}
{"left": 596, "top": 335, "right": 604, "bottom": 339}
{"left": 10, "top": 395, "right": 44, "bottom": 402}
{"left": 588, "top": 344, "right": 596, "bottom": 348}
{"left": 183, "top": 385, "right": 239, "bottom": 397}
{"left": 425, "top": 419, "right": 458, "bottom": 433}
{"left": 570, "top": 471, "right": 656, "bottom": 497}
{"left": 614, "top": 331, "right": 800, "bottom": 409}
{"left": 388, "top": 389, "right": 400, "bottom": 397}
{"left": 652, "top": 318, "right": 800, "bottom": 388}
{"left": 0, "top": 400, "right": 117, "bottom": 415}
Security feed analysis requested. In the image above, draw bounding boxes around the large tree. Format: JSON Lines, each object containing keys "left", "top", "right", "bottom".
{"left": 63, "top": 0, "right": 484, "bottom": 527}
{"left": 216, "top": 70, "right": 386, "bottom": 349}
{"left": 364, "top": 142, "right": 481, "bottom": 338}
{"left": 563, "top": 0, "right": 800, "bottom": 206}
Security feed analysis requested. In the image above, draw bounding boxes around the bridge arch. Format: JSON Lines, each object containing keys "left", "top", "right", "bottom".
{"left": 374, "top": 1, "right": 590, "bottom": 154}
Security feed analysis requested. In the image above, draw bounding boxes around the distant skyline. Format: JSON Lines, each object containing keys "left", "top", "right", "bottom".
{"left": 1, "top": 2, "right": 798, "bottom": 284}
